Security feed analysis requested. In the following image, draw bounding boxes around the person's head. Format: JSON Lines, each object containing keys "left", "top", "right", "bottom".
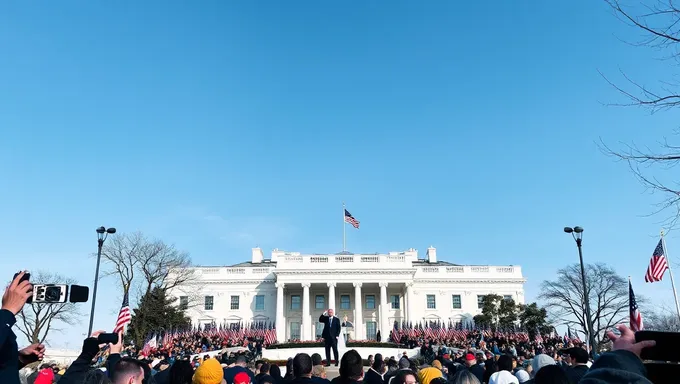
{"left": 270, "top": 364, "right": 282, "bottom": 380}
{"left": 372, "top": 353, "right": 384, "bottom": 372}
{"left": 417, "top": 367, "right": 443, "bottom": 384}
{"left": 169, "top": 360, "right": 194, "bottom": 384}
{"left": 563, "top": 347, "right": 588, "bottom": 365}
{"left": 111, "top": 358, "right": 146, "bottom": 384}
{"left": 83, "top": 369, "right": 112, "bottom": 384}
{"left": 293, "top": 353, "right": 313, "bottom": 378}
{"left": 398, "top": 357, "right": 410, "bottom": 370}
{"left": 285, "top": 358, "right": 294, "bottom": 377}
{"left": 531, "top": 354, "right": 556, "bottom": 378}
{"left": 312, "top": 365, "right": 327, "bottom": 379}
{"left": 431, "top": 360, "right": 442, "bottom": 370}
{"left": 311, "top": 353, "right": 323, "bottom": 366}
{"left": 339, "top": 349, "right": 364, "bottom": 380}
{"left": 392, "top": 370, "right": 417, "bottom": 384}
{"left": 514, "top": 370, "right": 531, "bottom": 384}
{"left": 192, "top": 358, "right": 226, "bottom": 384}
{"left": 496, "top": 355, "right": 513, "bottom": 372}
{"left": 368, "top": 355, "right": 374, "bottom": 364}
{"left": 451, "top": 370, "right": 481, "bottom": 384}
{"left": 533, "top": 365, "right": 569, "bottom": 384}
{"left": 430, "top": 378, "right": 447, "bottom": 384}
{"left": 328, "top": 308, "right": 334, "bottom": 317}
{"left": 236, "top": 355, "right": 248, "bottom": 367}
{"left": 465, "top": 354, "right": 476, "bottom": 367}
{"left": 260, "top": 363, "right": 271, "bottom": 374}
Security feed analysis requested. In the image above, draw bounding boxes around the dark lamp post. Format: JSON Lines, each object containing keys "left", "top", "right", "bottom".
{"left": 87, "top": 226, "right": 116, "bottom": 335}
{"left": 564, "top": 226, "right": 596, "bottom": 353}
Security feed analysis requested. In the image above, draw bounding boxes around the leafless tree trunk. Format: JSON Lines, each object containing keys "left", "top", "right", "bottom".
{"left": 600, "top": 0, "right": 680, "bottom": 225}
{"left": 539, "top": 263, "right": 629, "bottom": 349}
{"left": 15, "top": 271, "right": 83, "bottom": 345}
{"left": 101, "top": 232, "right": 144, "bottom": 297}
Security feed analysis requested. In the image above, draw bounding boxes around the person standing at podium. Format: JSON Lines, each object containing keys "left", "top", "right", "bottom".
{"left": 319, "top": 308, "right": 341, "bottom": 367}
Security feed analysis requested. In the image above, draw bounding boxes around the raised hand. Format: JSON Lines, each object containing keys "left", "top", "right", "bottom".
{"left": 2, "top": 271, "right": 33, "bottom": 315}
{"left": 18, "top": 343, "right": 45, "bottom": 365}
{"left": 606, "top": 324, "right": 656, "bottom": 358}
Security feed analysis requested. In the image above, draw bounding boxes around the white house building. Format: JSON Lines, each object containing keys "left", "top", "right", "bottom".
{"left": 171, "top": 247, "right": 526, "bottom": 343}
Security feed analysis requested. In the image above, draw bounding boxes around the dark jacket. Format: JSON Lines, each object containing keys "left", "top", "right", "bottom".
{"left": 318, "top": 315, "right": 341, "bottom": 342}
{"left": 311, "top": 376, "right": 331, "bottom": 384}
{"left": 363, "top": 368, "right": 384, "bottom": 384}
{"left": 566, "top": 364, "right": 588, "bottom": 384}
{"left": 290, "top": 377, "right": 315, "bottom": 384}
{"left": 580, "top": 350, "right": 651, "bottom": 384}
{"left": 330, "top": 377, "right": 360, "bottom": 384}
{"left": 467, "top": 364, "right": 485, "bottom": 384}
{"left": 58, "top": 337, "right": 102, "bottom": 384}
{"left": 0, "top": 310, "right": 20, "bottom": 384}
{"left": 224, "top": 365, "right": 257, "bottom": 384}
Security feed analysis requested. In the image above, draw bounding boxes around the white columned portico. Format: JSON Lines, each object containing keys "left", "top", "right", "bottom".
{"left": 354, "top": 282, "right": 363, "bottom": 340}
{"left": 327, "top": 282, "right": 336, "bottom": 311}
{"left": 379, "top": 282, "right": 389, "bottom": 338}
{"left": 276, "top": 282, "right": 285, "bottom": 342}
{"left": 406, "top": 282, "right": 414, "bottom": 323}
{"left": 302, "top": 282, "right": 311, "bottom": 340}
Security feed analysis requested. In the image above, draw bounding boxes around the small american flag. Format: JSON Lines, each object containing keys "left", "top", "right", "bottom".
{"left": 629, "top": 280, "right": 643, "bottom": 332}
{"left": 113, "top": 291, "right": 132, "bottom": 333}
{"left": 344, "top": 209, "right": 360, "bottom": 229}
{"left": 645, "top": 239, "right": 668, "bottom": 283}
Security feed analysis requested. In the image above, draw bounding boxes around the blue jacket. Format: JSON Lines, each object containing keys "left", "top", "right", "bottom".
{"left": 0, "top": 309, "right": 20, "bottom": 384}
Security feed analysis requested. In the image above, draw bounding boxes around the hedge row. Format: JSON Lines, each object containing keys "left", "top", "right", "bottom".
{"left": 265, "top": 341, "right": 403, "bottom": 350}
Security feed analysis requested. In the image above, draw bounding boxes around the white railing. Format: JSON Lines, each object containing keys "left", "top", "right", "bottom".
{"left": 470, "top": 266, "right": 490, "bottom": 273}
{"left": 445, "top": 266, "right": 465, "bottom": 273}
{"left": 422, "top": 267, "right": 439, "bottom": 273}
{"left": 310, "top": 256, "right": 329, "bottom": 263}
{"left": 252, "top": 268, "right": 271, "bottom": 274}
{"left": 360, "top": 256, "right": 380, "bottom": 263}
{"left": 496, "top": 267, "right": 514, "bottom": 273}
{"left": 225, "top": 268, "right": 246, "bottom": 274}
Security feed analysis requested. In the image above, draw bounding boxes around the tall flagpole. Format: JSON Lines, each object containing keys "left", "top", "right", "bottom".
{"left": 342, "top": 202, "right": 346, "bottom": 252}
{"left": 661, "top": 229, "right": 680, "bottom": 322}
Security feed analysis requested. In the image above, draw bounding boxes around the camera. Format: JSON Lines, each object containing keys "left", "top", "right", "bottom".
{"left": 13, "top": 272, "right": 90, "bottom": 304}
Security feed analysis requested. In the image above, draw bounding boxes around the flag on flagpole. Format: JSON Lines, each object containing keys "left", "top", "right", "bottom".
{"left": 629, "top": 280, "right": 643, "bottom": 332}
{"left": 645, "top": 239, "right": 669, "bottom": 283}
{"left": 113, "top": 291, "right": 132, "bottom": 333}
{"left": 344, "top": 209, "right": 360, "bottom": 229}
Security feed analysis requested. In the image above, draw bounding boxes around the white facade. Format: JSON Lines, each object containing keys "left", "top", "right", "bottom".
{"left": 171, "top": 247, "right": 525, "bottom": 343}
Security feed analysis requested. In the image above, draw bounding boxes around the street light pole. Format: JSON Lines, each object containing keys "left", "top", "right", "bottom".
{"left": 87, "top": 226, "right": 116, "bottom": 335}
{"left": 564, "top": 226, "right": 596, "bottom": 354}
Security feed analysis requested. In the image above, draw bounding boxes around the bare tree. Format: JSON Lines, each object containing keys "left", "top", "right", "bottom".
{"left": 137, "top": 239, "right": 195, "bottom": 297}
{"left": 646, "top": 305, "right": 680, "bottom": 331}
{"left": 101, "top": 232, "right": 144, "bottom": 297}
{"left": 540, "top": 263, "right": 629, "bottom": 349}
{"left": 600, "top": 0, "right": 680, "bottom": 225}
{"left": 15, "top": 271, "right": 84, "bottom": 344}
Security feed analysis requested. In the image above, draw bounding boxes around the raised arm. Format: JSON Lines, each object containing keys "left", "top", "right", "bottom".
{"left": 318, "top": 311, "right": 328, "bottom": 323}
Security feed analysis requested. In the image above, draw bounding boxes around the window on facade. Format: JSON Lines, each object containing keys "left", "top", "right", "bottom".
{"left": 503, "top": 295, "right": 513, "bottom": 301}
{"left": 204, "top": 296, "right": 214, "bottom": 311}
{"left": 230, "top": 295, "right": 240, "bottom": 310}
{"left": 365, "top": 295, "right": 376, "bottom": 309}
{"left": 179, "top": 296, "right": 188, "bottom": 310}
{"left": 291, "top": 295, "right": 301, "bottom": 310}
{"left": 391, "top": 295, "right": 400, "bottom": 309}
{"left": 255, "top": 295, "right": 265, "bottom": 311}
{"left": 426, "top": 295, "right": 436, "bottom": 309}
{"left": 340, "top": 295, "right": 350, "bottom": 309}
{"left": 315, "top": 295, "right": 325, "bottom": 310}
{"left": 477, "top": 295, "right": 486, "bottom": 309}
{"left": 452, "top": 295, "right": 462, "bottom": 309}
{"left": 366, "top": 321, "right": 377, "bottom": 340}
{"left": 290, "top": 322, "right": 301, "bottom": 340}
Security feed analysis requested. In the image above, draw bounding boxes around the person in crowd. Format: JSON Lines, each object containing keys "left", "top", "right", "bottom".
{"left": 110, "top": 358, "right": 147, "bottom": 384}
{"left": 1, "top": 272, "right": 46, "bottom": 384}
{"left": 289, "top": 353, "right": 313, "bottom": 384}
{"left": 390, "top": 370, "right": 417, "bottom": 384}
{"left": 417, "top": 366, "right": 443, "bottom": 384}
{"left": 269, "top": 365, "right": 283, "bottom": 384}
{"left": 367, "top": 355, "right": 374, "bottom": 368}
{"left": 431, "top": 360, "right": 446, "bottom": 381}
{"left": 331, "top": 349, "right": 363, "bottom": 384}
{"left": 311, "top": 354, "right": 323, "bottom": 369}
{"left": 168, "top": 360, "right": 194, "bottom": 384}
{"left": 33, "top": 363, "right": 56, "bottom": 384}
{"left": 256, "top": 362, "right": 271, "bottom": 384}
{"left": 82, "top": 369, "right": 112, "bottom": 384}
{"left": 534, "top": 365, "right": 569, "bottom": 384}
{"left": 514, "top": 370, "right": 530, "bottom": 384}
{"left": 282, "top": 358, "right": 295, "bottom": 384}
{"left": 364, "top": 353, "right": 384, "bottom": 384}
{"left": 482, "top": 354, "right": 497, "bottom": 384}
{"left": 234, "top": 372, "right": 252, "bottom": 384}
{"left": 192, "top": 357, "right": 225, "bottom": 384}
{"left": 489, "top": 355, "right": 518, "bottom": 384}
{"left": 386, "top": 357, "right": 411, "bottom": 384}
{"left": 450, "top": 370, "right": 480, "bottom": 384}
{"left": 224, "top": 356, "right": 256, "bottom": 384}
{"left": 464, "top": 353, "right": 484, "bottom": 383}
{"left": 311, "top": 365, "right": 329, "bottom": 384}
{"left": 560, "top": 347, "right": 588, "bottom": 384}
{"left": 530, "top": 354, "right": 556, "bottom": 379}
{"left": 58, "top": 330, "right": 122, "bottom": 384}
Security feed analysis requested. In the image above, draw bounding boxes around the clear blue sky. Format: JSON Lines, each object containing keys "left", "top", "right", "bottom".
{"left": 1, "top": 1, "right": 677, "bottom": 348}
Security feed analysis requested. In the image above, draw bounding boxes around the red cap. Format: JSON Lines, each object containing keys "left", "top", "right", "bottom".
{"left": 465, "top": 353, "right": 476, "bottom": 361}
{"left": 234, "top": 372, "right": 251, "bottom": 384}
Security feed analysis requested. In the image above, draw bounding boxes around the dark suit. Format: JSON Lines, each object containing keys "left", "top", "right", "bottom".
{"left": 318, "top": 313, "right": 341, "bottom": 366}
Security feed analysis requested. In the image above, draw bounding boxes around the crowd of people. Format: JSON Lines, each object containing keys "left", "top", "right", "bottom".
{"left": 0, "top": 272, "right": 664, "bottom": 384}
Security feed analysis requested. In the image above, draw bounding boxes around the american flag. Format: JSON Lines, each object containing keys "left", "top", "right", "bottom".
{"left": 629, "top": 280, "right": 643, "bottom": 332}
{"left": 344, "top": 209, "right": 360, "bottom": 229}
{"left": 645, "top": 238, "right": 668, "bottom": 283}
{"left": 113, "top": 291, "right": 132, "bottom": 333}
